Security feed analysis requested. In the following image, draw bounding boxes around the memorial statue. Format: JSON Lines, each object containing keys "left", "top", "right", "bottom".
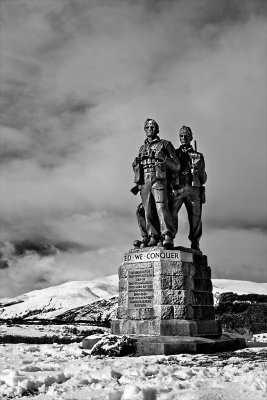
{"left": 132, "top": 118, "right": 180, "bottom": 249}
{"left": 170, "top": 125, "right": 207, "bottom": 251}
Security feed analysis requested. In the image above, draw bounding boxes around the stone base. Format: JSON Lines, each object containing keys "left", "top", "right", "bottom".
{"left": 130, "top": 333, "right": 246, "bottom": 355}
{"left": 110, "top": 247, "right": 237, "bottom": 356}
{"left": 111, "top": 319, "right": 222, "bottom": 338}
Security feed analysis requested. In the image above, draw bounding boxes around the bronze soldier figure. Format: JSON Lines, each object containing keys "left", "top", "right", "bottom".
{"left": 132, "top": 118, "right": 180, "bottom": 249}
{"left": 171, "top": 126, "right": 207, "bottom": 251}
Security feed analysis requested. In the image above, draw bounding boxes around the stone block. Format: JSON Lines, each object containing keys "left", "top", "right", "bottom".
{"left": 193, "top": 278, "right": 212, "bottom": 292}
{"left": 118, "top": 291, "right": 127, "bottom": 307}
{"left": 120, "top": 308, "right": 155, "bottom": 320}
{"left": 193, "top": 266, "right": 211, "bottom": 279}
{"left": 153, "top": 275, "right": 172, "bottom": 290}
{"left": 118, "top": 264, "right": 127, "bottom": 278}
{"left": 134, "top": 336, "right": 200, "bottom": 355}
{"left": 138, "top": 308, "right": 155, "bottom": 320}
{"left": 173, "top": 305, "right": 194, "bottom": 319}
{"left": 196, "top": 320, "right": 222, "bottom": 337}
{"left": 132, "top": 334, "right": 246, "bottom": 356}
{"left": 192, "top": 306, "right": 215, "bottom": 320}
{"left": 153, "top": 261, "right": 191, "bottom": 277}
{"left": 154, "top": 289, "right": 194, "bottom": 305}
{"left": 201, "top": 306, "right": 215, "bottom": 320}
{"left": 193, "top": 291, "right": 214, "bottom": 306}
{"left": 172, "top": 276, "right": 194, "bottom": 290}
{"left": 111, "top": 318, "right": 222, "bottom": 338}
{"left": 111, "top": 319, "right": 199, "bottom": 336}
{"left": 126, "top": 308, "right": 140, "bottom": 319}
{"left": 118, "top": 277, "right": 127, "bottom": 292}
{"left": 119, "top": 304, "right": 215, "bottom": 321}
{"left": 117, "top": 306, "right": 127, "bottom": 319}
{"left": 159, "top": 320, "right": 198, "bottom": 336}
{"left": 193, "top": 253, "right": 208, "bottom": 266}
{"left": 173, "top": 305, "right": 215, "bottom": 320}
{"left": 153, "top": 305, "right": 174, "bottom": 319}
{"left": 188, "top": 264, "right": 196, "bottom": 277}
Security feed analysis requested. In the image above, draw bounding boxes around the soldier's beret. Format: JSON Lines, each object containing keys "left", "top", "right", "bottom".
{"left": 180, "top": 126, "right": 193, "bottom": 136}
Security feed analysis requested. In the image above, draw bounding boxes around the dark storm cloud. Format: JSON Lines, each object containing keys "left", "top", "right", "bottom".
{"left": 0, "top": 0, "right": 266, "bottom": 296}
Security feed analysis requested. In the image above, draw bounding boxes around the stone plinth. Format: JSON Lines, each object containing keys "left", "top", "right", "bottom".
{"left": 130, "top": 333, "right": 246, "bottom": 355}
{"left": 111, "top": 247, "right": 221, "bottom": 338}
{"left": 110, "top": 247, "right": 246, "bottom": 354}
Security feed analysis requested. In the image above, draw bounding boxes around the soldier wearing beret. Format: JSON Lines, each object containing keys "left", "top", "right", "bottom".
{"left": 171, "top": 125, "right": 207, "bottom": 251}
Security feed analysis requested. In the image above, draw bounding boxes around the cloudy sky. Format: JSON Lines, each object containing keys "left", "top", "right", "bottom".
{"left": 0, "top": 0, "right": 266, "bottom": 298}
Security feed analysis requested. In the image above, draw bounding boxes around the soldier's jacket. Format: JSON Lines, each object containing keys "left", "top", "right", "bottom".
{"left": 175, "top": 145, "right": 207, "bottom": 188}
{"left": 133, "top": 136, "right": 180, "bottom": 188}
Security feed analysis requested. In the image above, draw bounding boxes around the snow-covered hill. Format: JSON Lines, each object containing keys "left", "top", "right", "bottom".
{"left": 212, "top": 279, "right": 267, "bottom": 295}
{"left": 0, "top": 275, "right": 266, "bottom": 320}
{"left": 0, "top": 275, "right": 118, "bottom": 320}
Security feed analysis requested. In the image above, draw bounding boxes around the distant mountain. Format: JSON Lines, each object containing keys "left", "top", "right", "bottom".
{"left": 212, "top": 279, "right": 267, "bottom": 295}
{"left": 0, "top": 275, "right": 266, "bottom": 321}
{"left": 0, "top": 275, "right": 118, "bottom": 320}
{"left": 56, "top": 296, "right": 118, "bottom": 322}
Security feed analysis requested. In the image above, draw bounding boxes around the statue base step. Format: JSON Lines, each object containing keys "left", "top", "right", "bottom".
{"left": 129, "top": 333, "right": 246, "bottom": 355}
{"left": 111, "top": 319, "right": 222, "bottom": 338}
{"left": 82, "top": 333, "right": 246, "bottom": 355}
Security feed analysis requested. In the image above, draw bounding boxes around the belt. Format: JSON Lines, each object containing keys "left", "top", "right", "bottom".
{"left": 180, "top": 175, "right": 192, "bottom": 185}
{"left": 144, "top": 166, "right": 156, "bottom": 173}
{"left": 142, "top": 158, "right": 155, "bottom": 166}
{"left": 144, "top": 172, "right": 156, "bottom": 181}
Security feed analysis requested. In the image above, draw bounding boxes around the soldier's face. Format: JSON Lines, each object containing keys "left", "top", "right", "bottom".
{"left": 179, "top": 132, "right": 192, "bottom": 145}
{"left": 145, "top": 120, "right": 157, "bottom": 139}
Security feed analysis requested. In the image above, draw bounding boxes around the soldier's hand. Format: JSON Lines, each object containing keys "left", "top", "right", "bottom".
{"left": 191, "top": 167, "right": 199, "bottom": 175}
{"left": 155, "top": 151, "right": 166, "bottom": 162}
{"left": 134, "top": 157, "right": 141, "bottom": 164}
{"left": 172, "top": 189, "right": 180, "bottom": 198}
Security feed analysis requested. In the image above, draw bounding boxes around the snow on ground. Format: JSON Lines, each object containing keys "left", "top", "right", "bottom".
{"left": 0, "top": 338, "right": 266, "bottom": 399}
{"left": 0, "top": 343, "right": 267, "bottom": 400}
{"left": 251, "top": 333, "right": 267, "bottom": 343}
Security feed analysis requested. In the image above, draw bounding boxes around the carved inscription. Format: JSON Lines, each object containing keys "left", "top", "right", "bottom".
{"left": 123, "top": 250, "right": 193, "bottom": 264}
{"left": 128, "top": 267, "right": 153, "bottom": 308}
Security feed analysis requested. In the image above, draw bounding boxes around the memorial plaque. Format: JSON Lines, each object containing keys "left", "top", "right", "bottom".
{"left": 128, "top": 266, "right": 153, "bottom": 308}
{"left": 123, "top": 250, "right": 193, "bottom": 264}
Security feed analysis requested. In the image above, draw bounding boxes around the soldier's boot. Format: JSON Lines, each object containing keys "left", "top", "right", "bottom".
{"left": 163, "top": 234, "right": 174, "bottom": 249}
{"left": 191, "top": 241, "right": 201, "bottom": 251}
{"left": 133, "top": 240, "right": 142, "bottom": 248}
{"left": 140, "top": 235, "right": 149, "bottom": 248}
{"left": 157, "top": 237, "right": 164, "bottom": 247}
{"left": 148, "top": 235, "right": 158, "bottom": 247}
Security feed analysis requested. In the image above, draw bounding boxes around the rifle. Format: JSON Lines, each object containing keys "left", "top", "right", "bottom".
{"left": 193, "top": 138, "right": 206, "bottom": 203}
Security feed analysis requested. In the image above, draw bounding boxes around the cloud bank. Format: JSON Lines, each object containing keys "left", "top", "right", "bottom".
{"left": 0, "top": 0, "right": 266, "bottom": 297}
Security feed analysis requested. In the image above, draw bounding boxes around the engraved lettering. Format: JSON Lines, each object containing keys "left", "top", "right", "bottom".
{"left": 128, "top": 266, "right": 153, "bottom": 308}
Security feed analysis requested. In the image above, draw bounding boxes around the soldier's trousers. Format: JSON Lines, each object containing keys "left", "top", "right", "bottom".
{"left": 140, "top": 179, "right": 175, "bottom": 239}
{"left": 171, "top": 185, "right": 202, "bottom": 244}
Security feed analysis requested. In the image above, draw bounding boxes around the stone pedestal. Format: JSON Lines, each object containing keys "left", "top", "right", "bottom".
{"left": 110, "top": 247, "right": 246, "bottom": 355}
